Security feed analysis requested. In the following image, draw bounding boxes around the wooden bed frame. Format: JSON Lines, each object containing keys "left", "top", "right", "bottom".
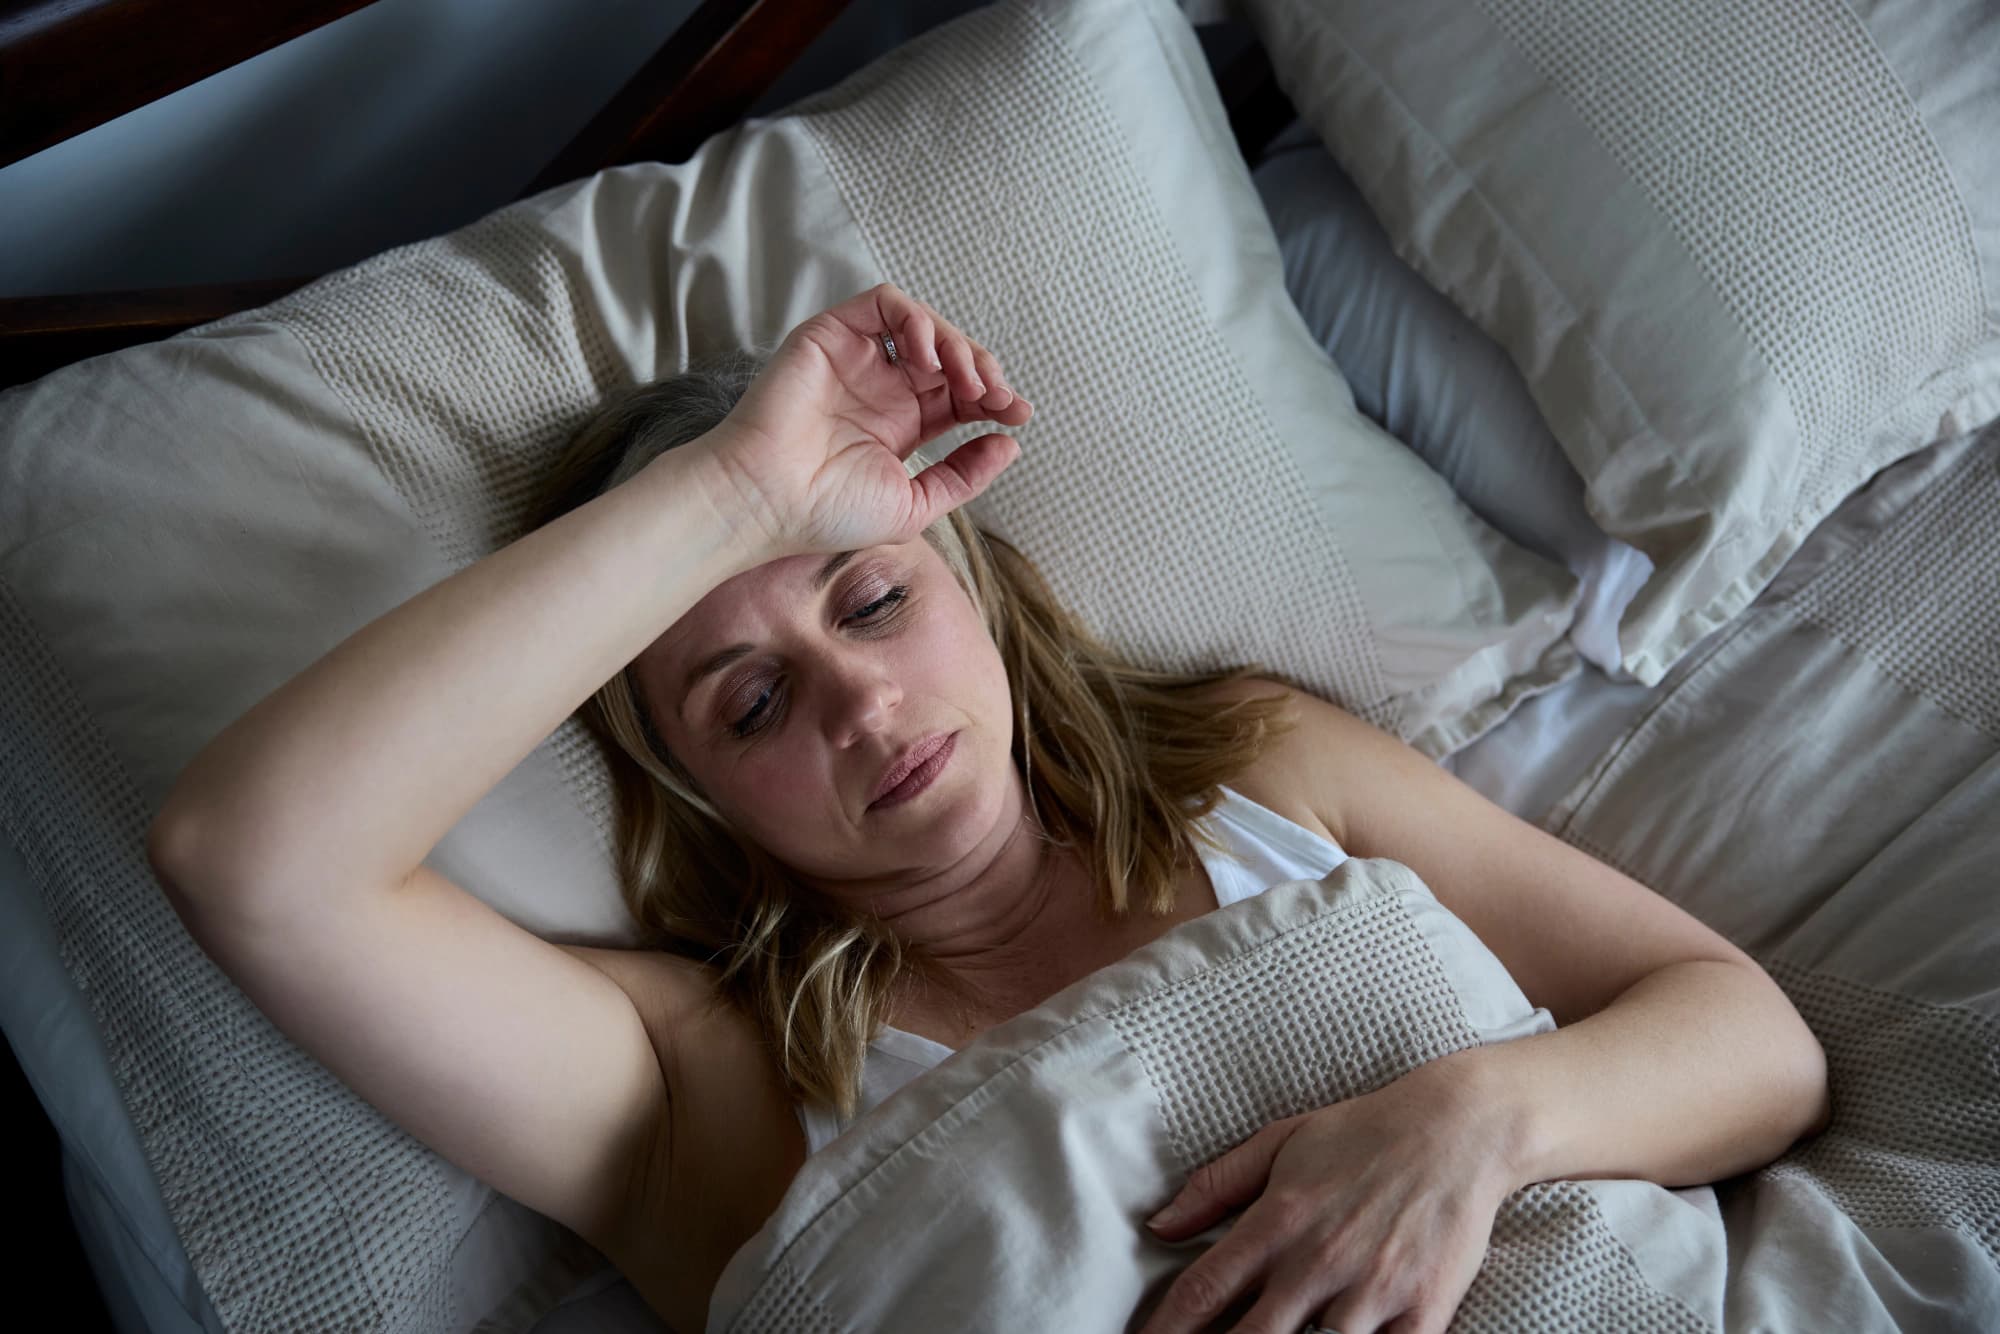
{"left": 0, "top": 0, "right": 1292, "bottom": 391}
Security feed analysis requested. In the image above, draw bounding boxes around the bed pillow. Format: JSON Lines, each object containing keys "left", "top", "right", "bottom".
{"left": 1252, "top": 116, "right": 1653, "bottom": 679}
{"left": 0, "top": 0, "right": 1578, "bottom": 1330}
{"left": 1234, "top": 0, "right": 2000, "bottom": 686}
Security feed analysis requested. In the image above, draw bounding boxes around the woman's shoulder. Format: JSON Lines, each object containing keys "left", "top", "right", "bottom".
{"left": 1188, "top": 674, "right": 1347, "bottom": 848}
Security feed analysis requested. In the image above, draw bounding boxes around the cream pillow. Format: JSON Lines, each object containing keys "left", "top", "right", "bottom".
{"left": 1234, "top": 0, "right": 2000, "bottom": 686}
{"left": 0, "top": 0, "right": 1576, "bottom": 1328}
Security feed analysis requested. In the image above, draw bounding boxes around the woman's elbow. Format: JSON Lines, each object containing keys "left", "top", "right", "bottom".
{"left": 1795, "top": 1032, "right": 1833, "bottom": 1141}
{"left": 1747, "top": 959, "right": 1832, "bottom": 1147}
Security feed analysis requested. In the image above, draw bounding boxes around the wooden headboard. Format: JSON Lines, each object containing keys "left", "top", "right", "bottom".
{"left": 0, "top": 0, "right": 1290, "bottom": 390}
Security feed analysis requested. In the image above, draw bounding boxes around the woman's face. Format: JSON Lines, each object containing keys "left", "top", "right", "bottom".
{"left": 634, "top": 535, "right": 1017, "bottom": 898}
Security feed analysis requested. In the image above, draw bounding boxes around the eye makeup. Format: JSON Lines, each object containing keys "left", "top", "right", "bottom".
{"left": 719, "top": 574, "right": 913, "bottom": 740}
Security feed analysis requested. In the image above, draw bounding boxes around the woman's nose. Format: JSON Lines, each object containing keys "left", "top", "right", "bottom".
{"left": 821, "top": 656, "right": 903, "bottom": 747}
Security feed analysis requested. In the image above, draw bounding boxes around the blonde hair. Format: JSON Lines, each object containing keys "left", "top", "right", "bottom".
{"left": 531, "top": 351, "right": 1297, "bottom": 1120}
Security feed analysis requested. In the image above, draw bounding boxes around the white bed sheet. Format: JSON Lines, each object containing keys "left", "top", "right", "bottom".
{"left": 1443, "top": 660, "right": 1661, "bottom": 826}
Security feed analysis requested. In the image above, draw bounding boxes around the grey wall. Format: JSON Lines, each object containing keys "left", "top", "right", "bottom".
{"left": 0, "top": 0, "right": 995, "bottom": 298}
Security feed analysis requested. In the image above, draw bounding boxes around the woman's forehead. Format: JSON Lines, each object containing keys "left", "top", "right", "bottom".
{"left": 641, "top": 538, "right": 931, "bottom": 685}
{"left": 649, "top": 554, "right": 816, "bottom": 673}
{"left": 693, "top": 540, "right": 919, "bottom": 619}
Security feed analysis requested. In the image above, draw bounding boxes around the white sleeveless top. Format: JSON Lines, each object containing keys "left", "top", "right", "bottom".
{"left": 795, "top": 784, "right": 1349, "bottom": 1157}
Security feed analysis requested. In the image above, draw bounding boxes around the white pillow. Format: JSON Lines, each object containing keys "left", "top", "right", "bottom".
{"left": 0, "top": 0, "right": 1578, "bottom": 1328}
{"left": 1253, "top": 116, "right": 1653, "bottom": 679}
{"left": 1235, "top": 0, "right": 2000, "bottom": 686}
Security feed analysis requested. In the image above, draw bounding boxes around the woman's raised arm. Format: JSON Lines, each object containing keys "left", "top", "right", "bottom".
{"left": 150, "top": 437, "right": 757, "bottom": 898}
{"left": 148, "top": 281, "right": 1029, "bottom": 899}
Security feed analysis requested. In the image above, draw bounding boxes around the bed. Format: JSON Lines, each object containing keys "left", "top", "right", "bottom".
{"left": 2, "top": 0, "right": 1995, "bottom": 1331}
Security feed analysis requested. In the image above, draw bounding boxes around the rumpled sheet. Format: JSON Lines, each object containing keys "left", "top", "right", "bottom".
{"left": 707, "top": 423, "right": 2000, "bottom": 1334}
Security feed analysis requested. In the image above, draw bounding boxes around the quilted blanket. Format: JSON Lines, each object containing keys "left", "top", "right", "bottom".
{"left": 707, "top": 421, "right": 2000, "bottom": 1332}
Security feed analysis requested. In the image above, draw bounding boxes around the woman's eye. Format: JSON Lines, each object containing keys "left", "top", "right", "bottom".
{"left": 728, "top": 687, "right": 771, "bottom": 739}
{"left": 726, "top": 584, "right": 910, "bottom": 740}
{"left": 851, "top": 585, "right": 908, "bottom": 622}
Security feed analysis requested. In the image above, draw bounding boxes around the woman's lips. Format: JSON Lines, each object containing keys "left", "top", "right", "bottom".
{"left": 869, "top": 732, "right": 957, "bottom": 810}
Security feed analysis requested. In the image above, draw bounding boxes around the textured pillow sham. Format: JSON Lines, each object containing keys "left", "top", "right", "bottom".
{"left": 1252, "top": 116, "right": 1653, "bottom": 680}
{"left": 0, "top": 0, "right": 1577, "bottom": 1330}
{"left": 1235, "top": 0, "right": 2000, "bottom": 686}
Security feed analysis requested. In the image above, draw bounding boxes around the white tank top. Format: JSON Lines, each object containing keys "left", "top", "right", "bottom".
{"left": 794, "top": 784, "right": 1349, "bottom": 1158}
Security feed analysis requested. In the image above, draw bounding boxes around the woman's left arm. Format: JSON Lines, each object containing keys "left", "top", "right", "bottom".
{"left": 1136, "top": 683, "right": 1830, "bottom": 1334}
{"left": 1435, "top": 952, "right": 1830, "bottom": 1191}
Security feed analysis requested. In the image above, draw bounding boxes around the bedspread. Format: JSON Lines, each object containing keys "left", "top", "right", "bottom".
{"left": 1538, "top": 418, "right": 2000, "bottom": 1331}
{"left": 708, "top": 856, "right": 1742, "bottom": 1332}
{"left": 706, "top": 421, "right": 2000, "bottom": 1333}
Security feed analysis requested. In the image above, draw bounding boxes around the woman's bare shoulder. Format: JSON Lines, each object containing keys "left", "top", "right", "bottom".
{"left": 1189, "top": 674, "right": 1348, "bottom": 847}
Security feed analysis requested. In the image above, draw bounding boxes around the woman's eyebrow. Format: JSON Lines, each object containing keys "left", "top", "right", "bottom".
{"left": 676, "top": 549, "right": 860, "bottom": 721}
{"left": 810, "top": 548, "right": 862, "bottom": 593}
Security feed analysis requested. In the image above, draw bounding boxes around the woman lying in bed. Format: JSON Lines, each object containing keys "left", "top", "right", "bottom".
{"left": 148, "top": 283, "right": 1830, "bottom": 1334}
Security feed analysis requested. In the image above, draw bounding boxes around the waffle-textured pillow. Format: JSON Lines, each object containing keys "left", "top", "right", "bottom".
{"left": 1234, "top": 0, "right": 2000, "bottom": 686}
{"left": 1252, "top": 116, "right": 1654, "bottom": 680}
{"left": 0, "top": 0, "right": 1576, "bottom": 1329}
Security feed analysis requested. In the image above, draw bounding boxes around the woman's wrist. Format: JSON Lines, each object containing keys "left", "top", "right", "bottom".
{"left": 1412, "top": 1046, "right": 1540, "bottom": 1202}
{"left": 628, "top": 428, "right": 786, "bottom": 573}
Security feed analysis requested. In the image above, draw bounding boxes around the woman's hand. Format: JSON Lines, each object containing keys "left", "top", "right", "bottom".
{"left": 1135, "top": 1060, "right": 1516, "bottom": 1334}
{"left": 699, "top": 281, "right": 1033, "bottom": 560}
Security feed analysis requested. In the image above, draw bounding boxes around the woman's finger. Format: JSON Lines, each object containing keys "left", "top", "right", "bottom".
{"left": 867, "top": 283, "right": 1034, "bottom": 430}
{"left": 970, "top": 347, "right": 1015, "bottom": 413}
{"left": 1136, "top": 1230, "right": 1278, "bottom": 1334}
{"left": 895, "top": 302, "right": 945, "bottom": 377}
{"left": 880, "top": 282, "right": 1001, "bottom": 402}
{"left": 838, "top": 279, "right": 913, "bottom": 342}
{"left": 926, "top": 321, "right": 984, "bottom": 401}
{"left": 909, "top": 377, "right": 964, "bottom": 442}
{"left": 1309, "top": 1284, "right": 1411, "bottom": 1334}
{"left": 1253, "top": 1236, "right": 1384, "bottom": 1334}
{"left": 988, "top": 390, "right": 1034, "bottom": 426}
{"left": 943, "top": 340, "right": 1029, "bottom": 424}
{"left": 1148, "top": 1118, "right": 1301, "bottom": 1241}
{"left": 851, "top": 281, "right": 943, "bottom": 379}
{"left": 907, "top": 432, "right": 1019, "bottom": 527}
{"left": 912, "top": 377, "right": 1031, "bottom": 442}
